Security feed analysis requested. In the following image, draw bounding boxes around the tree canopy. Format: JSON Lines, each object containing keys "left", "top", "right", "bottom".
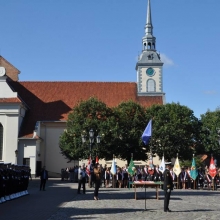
{"left": 113, "top": 100, "right": 149, "bottom": 163}
{"left": 200, "top": 109, "right": 220, "bottom": 156}
{"left": 145, "top": 103, "right": 202, "bottom": 161}
{"left": 59, "top": 97, "right": 116, "bottom": 161}
{"left": 59, "top": 97, "right": 211, "bottom": 163}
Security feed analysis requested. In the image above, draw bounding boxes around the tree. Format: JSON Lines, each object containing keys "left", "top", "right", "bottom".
{"left": 59, "top": 97, "right": 117, "bottom": 161}
{"left": 200, "top": 109, "right": 220, "bottom": 156}
{"left": 113, "top": 100, "right": 149, "bottom": 164}
{"left": 145, "top": 103, "right": 202, "bottom": 161}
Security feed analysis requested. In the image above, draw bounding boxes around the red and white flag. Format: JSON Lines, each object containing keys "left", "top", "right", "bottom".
{"left": 96, "top": 156, "right": 99, "bottom": 164}
{"left": 209, "top": 156, "right": 217, "bottom": 178}
{"left": 86, "top": 156, "right": 91, "bottom": 176}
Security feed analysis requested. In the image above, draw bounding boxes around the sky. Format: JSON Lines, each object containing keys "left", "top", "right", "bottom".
{"left": 0, "top": 0, "right": 220, "bottom": 119}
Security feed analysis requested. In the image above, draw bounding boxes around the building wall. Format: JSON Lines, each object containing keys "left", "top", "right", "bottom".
{"left": 18, "top": 139, "right": 37, "bottom": 175}
{"left": 39, "top": 122, "right": 78, "bottom": 176}
{"left": 0, "top": 104, "right": 20, "bottom": 163}
{"left": 0, "top": 56, "right": 20, "bottom": 81}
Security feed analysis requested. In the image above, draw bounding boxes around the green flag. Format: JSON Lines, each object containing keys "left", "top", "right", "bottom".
{"left": 190, "top": 158, "right": 198, "bottom": 180}
{"left": 128, "top": 158, "right": 135, "bottom": 176}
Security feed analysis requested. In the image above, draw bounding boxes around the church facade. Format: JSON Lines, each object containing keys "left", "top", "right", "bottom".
{"left": 0, "top": 0, "right": 164, "bottom": 176}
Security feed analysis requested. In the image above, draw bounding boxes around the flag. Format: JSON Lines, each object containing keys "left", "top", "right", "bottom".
{"left": 86, "top": 156, "right": 91, "bottom": 176}
{"left": 95, "top": 156, "right": 99, "bottom": 164}
{"left": 209, "top": 156, "right": 217, "bottom": 178}
{"left": 190, "top": 157, "right": 198, "bottom": 180}
{"left": 141, "top": 119, "right": 152, "bottom": 145}
{"left": 110, "top": 158, "right": 117, "bottom": 175}
{"left": 173, "top": 156, "right": 181, "bottom": 176}
{"left": 159, "top": 156, "right": 165, "bottom": 173}
{"left": 128, "top": 157, "right": 135, "bottom": 176}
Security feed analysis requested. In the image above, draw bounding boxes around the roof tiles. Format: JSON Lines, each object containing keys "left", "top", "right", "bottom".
{"left": 8, "top": 81, "right": 163, "bottom": 138}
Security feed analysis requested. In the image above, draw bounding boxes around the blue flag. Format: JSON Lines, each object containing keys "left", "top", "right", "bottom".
{"left": 141, "top": 119, "right": 152, "bottom": 145}
{"left": 190, "top": 158, "right": 198, "bottom": 180}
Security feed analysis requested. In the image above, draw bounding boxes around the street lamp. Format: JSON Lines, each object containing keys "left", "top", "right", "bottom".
{"left": 81, "top": 129, "right": 101, "bottom": 158}
{"left": 15, "top": 149, "right": 18, "bottom": 164}
{"left": 217, "top": 128, "right": 220, "bottom": 146}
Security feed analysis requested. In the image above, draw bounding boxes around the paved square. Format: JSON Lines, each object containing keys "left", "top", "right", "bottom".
{"left": 0, "top": 179, "right": 220, "bottom": 220}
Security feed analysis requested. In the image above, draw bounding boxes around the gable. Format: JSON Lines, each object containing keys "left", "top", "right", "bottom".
{"left": 0, "top": 56, "right": 20, "bottom": 81}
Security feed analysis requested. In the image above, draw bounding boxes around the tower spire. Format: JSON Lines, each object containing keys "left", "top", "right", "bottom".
{"left": 142, "top": 0, "right": 156, "bottom": 51}
{"left": 145, "top": 0, "right": 153, "bottom": 36}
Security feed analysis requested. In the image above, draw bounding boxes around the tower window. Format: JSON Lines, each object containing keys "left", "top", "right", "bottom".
{"left": 147, "top": 79, "right": 156, "bottom": 92}
{"left": 0, "top": 123, "right": 3, "bottom": 160}
{"left": 152, "top": 43, "right": 155, "bottom": 49}
{"left": 147, "top": 43, "right": 151, "bottom": 49}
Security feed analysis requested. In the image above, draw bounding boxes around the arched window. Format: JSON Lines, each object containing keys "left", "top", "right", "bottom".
{"left": 147, "top": 42, "right": 151, "bottom": 49}
{"left": 0, "top": 123, "right": 3, "bottom": 160}
{"left": 147, "top": 79, "right": 156, "bottom": 92}
{"left": 152, "top": 43, "right": 155, "bottom": 49}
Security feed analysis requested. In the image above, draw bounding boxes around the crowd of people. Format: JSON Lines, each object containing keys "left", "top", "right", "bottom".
{"left": 0, "top": 162, "right": 30, "bottom": 204}
{"left": 61, "top": 163, "right": 220, "bottom": 190}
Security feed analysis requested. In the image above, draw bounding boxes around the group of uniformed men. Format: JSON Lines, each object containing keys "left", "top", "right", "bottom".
{"left": 0, "top": 162, "right": 30, "bottom": 204}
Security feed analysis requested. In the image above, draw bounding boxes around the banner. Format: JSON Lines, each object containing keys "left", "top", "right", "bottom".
{"left": 110, "top": 157, "right": 117, "bottom": 175}
{"left": 173, "top": 156, "right": 181, "bottom": 176}
{"left": 190, "top": 157, "right": 198, "bottom": 180}
{"left": 141, "top": 119, "right": 152, "bottom": 145}
{"left": 128, "top": 157, "right": 135, "bottom": 176}
{"left": 209, "top": 156, "right": 217, "bottom": 178}
{"left": 159, "top": 156, "right": 165, "bottom": 173}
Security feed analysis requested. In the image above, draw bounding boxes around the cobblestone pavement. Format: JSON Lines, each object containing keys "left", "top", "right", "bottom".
{"left": 1, "top": 179, "right": 220, "bottom": 220}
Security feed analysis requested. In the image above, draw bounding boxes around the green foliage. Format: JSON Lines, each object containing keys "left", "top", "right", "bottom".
{"left": 200, "top": 109, "right": 220, "bottom": 155}
{"left": 145, "top": 103, "right": 203, "bottom": 161}
{"left": 59, "top": 97, "right": 116, "bottom": 161}
{"left": 59, "top": 96, "right": 212, "bottom": 163}
{"left": 180, "top": 155, "right": 204, "bottom": 168}
{"left": 113, "top": 100, "right": 149, "bottom": 163}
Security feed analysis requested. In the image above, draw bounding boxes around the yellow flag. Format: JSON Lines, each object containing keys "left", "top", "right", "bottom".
{"left": 173, "top": 157, "right": 181, "bottom": 176}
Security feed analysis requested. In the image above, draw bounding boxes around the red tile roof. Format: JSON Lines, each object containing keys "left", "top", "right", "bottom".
{"left": 8, "top": 81, "right": 163, "bottom": 138}
{"left": 0, "top": 97, "right": 21, "bottom": 103}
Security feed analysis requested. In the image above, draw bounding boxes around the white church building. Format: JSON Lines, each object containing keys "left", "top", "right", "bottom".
{"left": 0, "top": 0, "right": 164, "bottom": 177}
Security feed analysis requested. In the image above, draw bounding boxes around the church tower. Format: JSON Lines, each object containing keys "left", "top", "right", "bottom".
{"left": 136, "top": 0, "right": 164, "bottom": 99}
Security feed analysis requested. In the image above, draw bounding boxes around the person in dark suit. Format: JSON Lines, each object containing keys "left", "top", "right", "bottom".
{"left": 40, "top": 166, "right": 48, "bottom": 191}
{"left": 93, "top": 163, "right": 102, "bottom": 200}
{"left": 77, "top": 164, "right": 86, "bottom": 194}
{"left": 163, "top": 162, "right": 173, "bottom": 212}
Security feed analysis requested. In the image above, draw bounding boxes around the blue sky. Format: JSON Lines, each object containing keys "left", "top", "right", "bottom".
{"left": 0, "top": 0, "right": 220, "bottom": 118}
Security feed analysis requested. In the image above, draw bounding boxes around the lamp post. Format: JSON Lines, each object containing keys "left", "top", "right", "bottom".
{"left": 81, "top": 129, "right": 101, "bottom": 188}
{"left": 81, "top": 129, "right": 101, "bottom": 160}
{"left": 15, "top": 149, "right": 18, "bottom": 164}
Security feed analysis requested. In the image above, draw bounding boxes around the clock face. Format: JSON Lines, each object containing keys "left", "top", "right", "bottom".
{"left": 0, "top": 67, "right": 6, "bottom": 77}
{"left": 146, "top": 67, "right": 155, "bottom": 77}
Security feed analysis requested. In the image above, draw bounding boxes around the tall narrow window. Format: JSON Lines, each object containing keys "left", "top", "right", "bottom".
{"left": 0, "top": 123, "right": 3, "bottom": 160}
{"left": 147, "top": 79, "right": 156, "bottom": 92}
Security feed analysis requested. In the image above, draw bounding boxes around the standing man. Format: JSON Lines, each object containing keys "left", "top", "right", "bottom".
{"left": 163, "top": 162, "right": 173, "bottom": 212}
{"left": 93, "top": 163, "right": 102, "bottom": 200}
{"left": 77, "top": 164, "right": 86, "bottom": 194}
{"left": 40, "top": 166, "right": 48, "bottom": 191}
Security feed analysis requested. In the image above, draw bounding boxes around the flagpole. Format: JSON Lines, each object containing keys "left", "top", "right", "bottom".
{"left": 142, "top": 151, "right": 146, "bottom": 211}
{"left": 212, "top": 154, "right": 214, "bottom": 191}
{"left": 193, "top": 154, "right": 196, "bottom": 190}
{"left": 177, "top": 153, "right": 179, "bottom": 189}
{"left": 112, "top": 154, "right": 114, "bottom": 188}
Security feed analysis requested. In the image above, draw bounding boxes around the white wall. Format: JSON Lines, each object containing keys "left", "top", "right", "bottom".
{"left": 0, "top": 104, "right": 20, "bottom": 163}
{"left": 40, "top": 122, "right": 77, "bottom": 175}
